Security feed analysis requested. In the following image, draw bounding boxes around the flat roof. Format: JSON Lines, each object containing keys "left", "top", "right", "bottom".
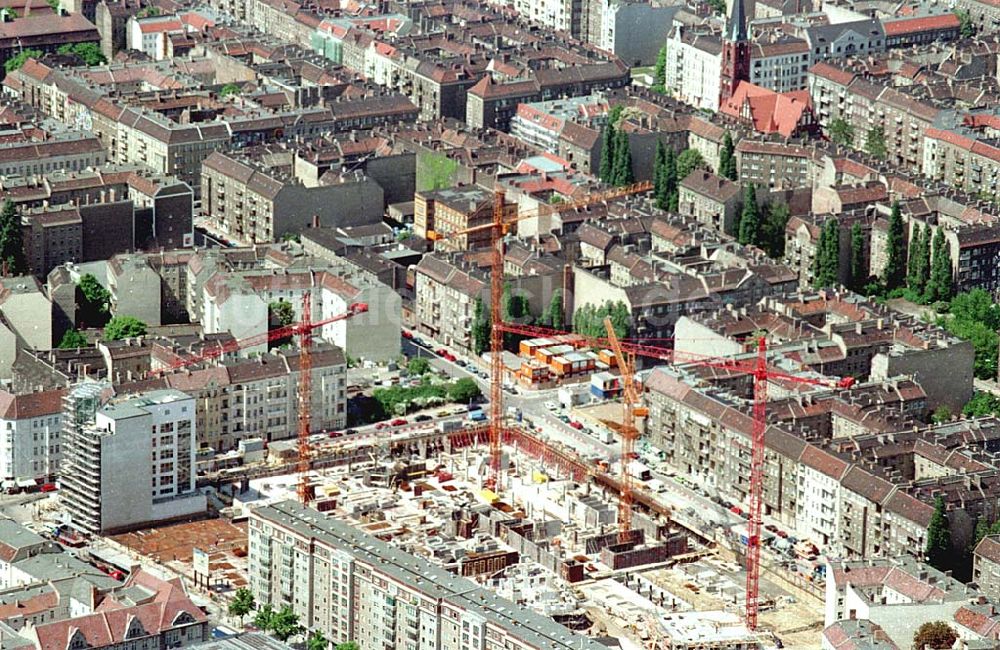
{"left": 253, "top": 501, "right": 608, "bottom": 650}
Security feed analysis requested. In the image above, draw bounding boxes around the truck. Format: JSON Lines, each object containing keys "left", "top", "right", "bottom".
{"left": 506, "top": 406, "right": 522, "bottom": 422}
{"left": 467, "top": 409, "right": 486, "bottom": 422}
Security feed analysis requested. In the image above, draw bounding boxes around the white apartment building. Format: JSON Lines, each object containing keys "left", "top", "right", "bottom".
{"left": 665, "top": 26, "right": 723, "bottom": 111}
{"left": 126, "top": 15, "right": 186, "bottom": 60}
{"left": 511, "top": 0, "right": 584, "bottom": 37}
{"left": 248, "top": 500, "right": 612, "bottom": 650}
{"left": 60, "top": 388, "right": 205, "bottom": 535}
{"left": 0, "top": 389, "right": 64, "bottom": 485}
{"left": 749, "top": 37, "right": 811, "bottom": 93}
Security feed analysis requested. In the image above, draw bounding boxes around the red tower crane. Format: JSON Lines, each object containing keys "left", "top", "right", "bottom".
{"left": 152, "top": 298, "right": 369, "bottom": 505}
{"left": 496, "top": 320, "right": 852, "bottom": 629}
{"left": 427, "top": 181, "right": 652, "bottom": 492}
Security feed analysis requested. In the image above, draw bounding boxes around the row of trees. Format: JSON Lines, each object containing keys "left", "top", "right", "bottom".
{"left": 734, "top": 188, "right": 789, "bottom": 258}
{"left": 471, "top": 289, "right": 564, "bottom": 355}
{"left": 572, "top": 301, "right": 630, "bottom": 340}
{"left": 0, "top": 200, "right": 25, "bottom": 276}
{"left": 599, "top": 106, "right": 634, "bottom": 187}
{"left": 827, "top": 118, "right": 888, "bottom": 160}
{"left": 652, "top": 142, "right": 707, "bottom": 210}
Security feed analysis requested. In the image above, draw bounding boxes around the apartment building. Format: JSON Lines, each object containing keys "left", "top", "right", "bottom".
{"left": 0, "top": 277, "right": 53, "bottom": 380}
{"left": 0, "top": 133, "right": 105, "bottom": 179}
{"left": 413, "top": 255, "right": 487, "bottom": 352}
{"left": 678, "top": 170, "right": 742, "bottom": 235}
{"left": 0, "top": 13, "right": 99, "bottom": 73}
{"left": 596, "top": 1, "right": 680, "bottom": 66}
{"left": 974, "top": 535, "right": 1000, "bottom": 602}
{"left": 512, "top": 0, "right": 585, "bottom": 38}
{"left": 60, "top": 388, "right": 205, "bottom": 535}
{"left": 201, "top": 268, "right": 400, "bottom": 363}
{"left": 200, "top": 151, "right": 385, "bottom": 245}
{"left": 413, "top": 187, "right": 495, "bottom": 251}
{"left": 0, "top": 389, "right": 65, "bottom": 485}
{"left": 123, "top": 343, "right": 348, "bottom": 451}
{"left": 665, "top": 27, "right": 722, "bottom": 112}
{"left": 735, "top": 140, "right": 824, "bottom": 189}
{"left": 248, "top": 500, "right": 610, "bottom": 650}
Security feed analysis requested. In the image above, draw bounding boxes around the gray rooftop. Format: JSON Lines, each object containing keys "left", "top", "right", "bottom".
{"left": 255, "top": 500, "right": 609, "bottom": 650}
{"left": 189, "top": 633, "right": 294, "bottom": 650}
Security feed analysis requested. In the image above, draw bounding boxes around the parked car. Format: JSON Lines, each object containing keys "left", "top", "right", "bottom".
{"left": 328, "top": 430, "right": 343, "bottom": 438}
{"left": 436, "top": 348, "right": 448, "bottom": 356}
{"left": 544, "top": 401, "right": 557, "bottom": 410}
{"left": 390, "top": 418, "right": 408, "bottom": 426}
{"left": 414, "top": 414, "right": 432, "bottom": 422}
{"left": 436, "top": 409, "right": 451, "bottom": 417}
{"left": 569, "top": 421, "right": 583, "bottom": 430}
{"left": 375, "top": 422, "right": 388, "bottom": 431}
{"left": 344, "top": 428, "right": 358, "bottom": 436}
{"left": 402, "top": 330, "right": 413, "bottom": 339}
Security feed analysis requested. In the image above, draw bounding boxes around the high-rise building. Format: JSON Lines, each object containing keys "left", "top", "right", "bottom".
{"left": 248, "top": 500, "right": 609, "bottom": 650}
{"left": 719, "top": 0, "right": 750, "bottom": 104}
{"left": 60, "top": 388, "right": 205, "bottom": 535}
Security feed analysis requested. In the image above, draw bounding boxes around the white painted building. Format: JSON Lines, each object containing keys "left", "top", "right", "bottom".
{"left": 60, "top": 389, "right": 205, "bottom": 535}
{"left": 0, "top": 389, "right": 64, "bottom": 485}
{"left": 665, "top": 26, "right": 723, "bottom": 111}
{"left": 795, "top": 446, "right": 848, "bottom": 548}
{"left": 126, "top": 15, "right": 186, "bottom": 60}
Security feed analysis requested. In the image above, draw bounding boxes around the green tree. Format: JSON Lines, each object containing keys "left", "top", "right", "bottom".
{"left": 956, "top": 9, "right": 974, "bottom": 37}
{"left": 268, "top": 300, "right": 295, "bottom": 327}
{"left": 907, "top": 224, "right": 930, "bottom": 297}
{"left": 761, "top": 202, "right": 790, "bottom": 257}
{"left": 611, "top": 128, "right": 634, "bottom": 186}
{"left": 964, "top": 391, "right": 1000, "bottom": 417}
{"left": 719, "top": 132, "right": 737, "bottom": 180}
{"left": 472, "top": 297, "right": 490, "bottom": 356}
{"left": 220, "top": 83, "right": 241, "bottom": 97}
{"left": 865, "top": 126, "right": 888, "bottom": 159}
{"left": 407, "top": 357, "right": 431, "bottom": 375}
{"left": 138, "top": 6, "right": 160, "bottom": 17}
{"left": 651, "top": 45, "right": 667, "bottom": 93}
{"left": 77, "top": 273, "right": 110, "bottom": 327}
{"left": 104, "top": 316, "right": 147, "bottom": 341}
{"left": 849, "top": 223, "right": 866, "bottom": 291}
{"left": 0, "top": 200, "right": 25, "bottom": 275}
{"left": 269, "top": 606, "right": 301, "bottom": 642}
{"left": 3, "top": 48, "right": 40, "bottom": 73}
{"left": 654, "top": 141, "right": 669, "bottom": 209}
{"left": 676, "top": 148, "right": 706, "bottom": 181}
{"left": 813, "top": 219, "right": 840, "bottom": 288}
{"left": 599, "top": 122, "right": 616, "bottom": 183}
{"left": 448, "top": 377, "right": 480, "bottom": 403}
{"left": 573, "top": 301, "right": 630, "bottom": 339}
{"left": 912, "top": 621, "right": 957, "bottom": 650}
{"left": 828, "top": 118, "right": 855, "bottom": 147}
{"left": 925, "top": 227, "right": 953, "bottom": 303}
{"left": 57, "top": 43, "right": 106, "bottom": 65}
{"left": 882, "top": 201, "right": 906, "bottom": 291}
{"left": 738, "top": 184, "right": 759, "bottom": 246}
{"left": 335, "top": 644, "right": 359, "bottom": 650}
{"left": 253, "top": 604, "right": 275, "bottom": 631}
{"left": 925, "top": 494, "right": 952, "bottom": 572}
{"left": 502, "top": 283, "right": 532, "bottom": 349}
{"left": 931, "top": 405, "right": 952, "bottom": 424}
{"left": 664, "top": 145, "right": 678, "bottom": 211}
{"left": 46, "top": 0, "right": 59, "bottom": 9}
{"left": 58, "top": 329, "right": 87, "bottom": 349}
{"left": 546, "top": 290, "right": 564, "bottom": 330}
{"left": 228, "top": 588, "right": 256, "bottom": 626}
{"left": 950, "top": 289, "right": 1000, "bottom": 328}
{"left": 307, "top": 630, "right": 328, "bottom": 650}
{"left": 706, "top": 0, "right": 725, "bottom": 13}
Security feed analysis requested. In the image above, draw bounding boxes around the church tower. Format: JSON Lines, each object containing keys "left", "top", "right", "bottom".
{"left": 719, "top": 0, "right": 750, "bottom": 105}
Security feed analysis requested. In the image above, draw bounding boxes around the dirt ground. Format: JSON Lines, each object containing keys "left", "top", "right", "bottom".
{"left": 112, "top": 518, "right": 249, "bottom": 588}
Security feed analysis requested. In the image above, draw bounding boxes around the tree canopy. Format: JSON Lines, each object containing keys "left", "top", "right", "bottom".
{"left": 57, "top": 43, "right": 106, "bottom": 65}
{"left": 573, "top": 302, "right": 629, "bottom": 340}
{"left": 813, "top": 219, "right": 840, "bottom": 288}
{"left": 912, "top": 621, "right": 957, "bottom": 650}
{"left": 472, "top": 297, "right": 490, "bottom": 356}
{"left": 58, "top": 330, "right": 88, "bottom": 349}
{"left": 719, "top": 132, "right": 737, "bottom": 180}
{"left": 882, "top": 201, "right": 906, "bottom": 290}
{"left": 269, "top": 606, "right": 301, "bottom": 642}
{"left": 77, "top": 273, "right": 111, "bottom": 328}
{"left": 925, "top": 494, "right": 952, "bottom": 572}
{"left": 4, "top": 49, "right": 42, "bottom": 73}
{"left": 307, "top": 630, "right": 328, "bottom": 650}
{"left": 865, "top": 126, "right": 887, "bottom": 159}
{"left": 676, "top": 148, "right": 706, "bottom": 181}
{"left": 737, "top": 184, "right": 759, "bottom": 246}
{"left": 227, "top": 588, "right": 255, "bottom": 626}
{"left": 0, "top": 200, "right": 25, "bottom": 275}
{"left": 447, "top": 377, "right": 480, "bottom": 403}
{"left": 828, "top": 118, "right": 854, "bottom": 147}
{"left": 407, "top": 357, "right": 431, "bottom": 375}
{"left": 104, "top": 316, "right": 147, "bottom": 341}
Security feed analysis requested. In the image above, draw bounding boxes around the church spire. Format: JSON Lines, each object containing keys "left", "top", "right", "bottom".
{"left": 725, "top": 0, "right": 748, "bottom": 43}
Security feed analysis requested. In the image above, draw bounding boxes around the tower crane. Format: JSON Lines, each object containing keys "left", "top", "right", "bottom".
{"left": 426, "top": 181, "right": 652, "bottom": 491}
{"left": 496, "top": 320, "right": 853, "bottom": 630}
{"left": 602, "top": 315, "right": 648, "bottom": 542}
{"left": 152, "top": 297, "right": 369, "bottom": 505}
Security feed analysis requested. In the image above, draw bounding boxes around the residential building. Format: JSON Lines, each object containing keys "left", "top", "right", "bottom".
{"left": 736, "top": 140, "right": 824, "bottom": 189}
{"left": 248, "top": 499, "right": 610, "bottom": 650}
{"left": 126, "top": 343, "right": 347, "bottom": 451}
{"left": 60, "top": 388, "right": 205, "bottom": 535}
{"left": 800, "top": 19, "right": 885, "bottom": 63}
{"left": 0, "top": 13, "right": 99, "bottom": 73}
{"left": 413, "top": 186, "right": 495, "bottom": 251}
{"left": 512, "top": 0, "right": 585, "bottom": 38}
{"left": 413, "top": 255, "right": 487, "bottom": 351}
{"left": 201, "top": 151, "right": 385, "bottom": 245}
{"left": 665, "top": 27, "right": 722, "bottom": 111}
{"left": 677, "top": 170, "right": 741, "bottom": 234}
{"left": 0, "top": 276, "right": 53, "bottom": 380}
{"left": 0, "top": 132, "right": 105, "bottom": 179}
{"left": 882, "top": 14, "right": 960, "bottom": 48}
{"left": 974, "top": 535, "right": 1000, "bottom": 602}
{"left": 0, "top": 389, "right": 65, "bottom": 484}
{"left": 597, "top": 1, "right": 682, "bottom": 67}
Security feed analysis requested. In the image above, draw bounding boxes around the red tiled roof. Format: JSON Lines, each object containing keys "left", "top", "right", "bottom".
{"left": 883, "top": 13, "right": 960, "bottom": 36}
